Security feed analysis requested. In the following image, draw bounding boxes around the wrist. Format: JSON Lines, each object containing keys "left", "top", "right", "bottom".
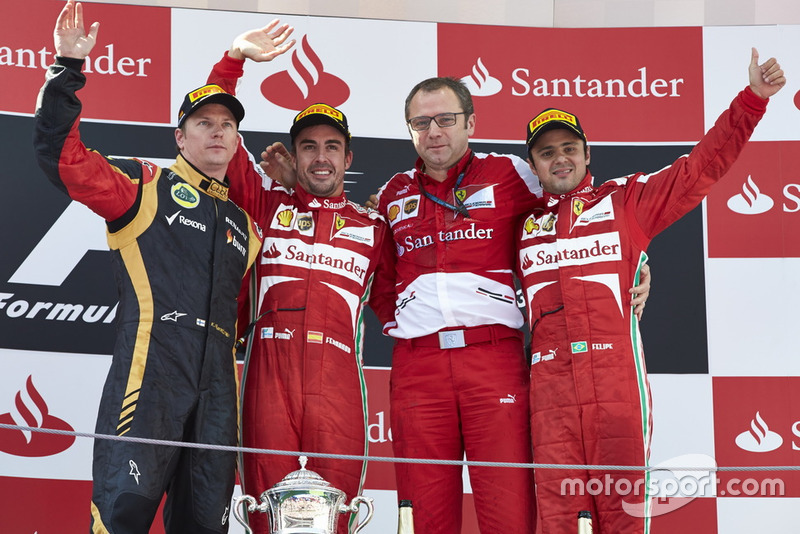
{"left": 227, "top": 48, "right": 246, "bottom": 61}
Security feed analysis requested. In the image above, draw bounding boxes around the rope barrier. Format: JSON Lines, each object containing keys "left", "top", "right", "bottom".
{"left": 3, "top": 422, "right": 799, "bottom": 472}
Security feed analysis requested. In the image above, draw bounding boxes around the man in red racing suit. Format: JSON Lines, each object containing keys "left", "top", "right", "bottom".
{"left": 208, "top": 27, "right": 396, "bottom": 534}
{"left": 517, "top": 49, "right": 784, "bottom": 534}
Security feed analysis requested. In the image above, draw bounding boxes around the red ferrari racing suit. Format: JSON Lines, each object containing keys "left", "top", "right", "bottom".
{"left": 517, "top": 87, "right": 767, "bottom": 534}
{"left": 376, "top": 149, "right": 540, "bottom": 533}
{"left": 210, "top": 53, "right": 396, "bottom": 534}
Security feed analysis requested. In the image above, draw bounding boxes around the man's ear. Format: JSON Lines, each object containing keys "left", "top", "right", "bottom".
{"left": 527, "top": 157, "right": 538, "bottom": 178}
{"left": 585, "top": 144, "right": 591, "bottom": 166}
{"left": 466, "top": 113, "right": 476, "bottom": 136}
{"left": 344, "top": 149, "right": 354, "bottom": 171}
{"left": 175, "top": 128, "right": 184, "bottom": 151}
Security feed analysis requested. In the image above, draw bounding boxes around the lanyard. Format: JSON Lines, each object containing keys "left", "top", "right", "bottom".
{"left": 417, "top": 153, "right": 473, "bottom": 218}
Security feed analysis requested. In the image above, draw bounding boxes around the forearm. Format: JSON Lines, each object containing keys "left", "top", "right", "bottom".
{"left": 207, "top": 51, "right": 245, "bottom": 95}
{"left": 33, "top": 57, "right": 136, "bottom": 220}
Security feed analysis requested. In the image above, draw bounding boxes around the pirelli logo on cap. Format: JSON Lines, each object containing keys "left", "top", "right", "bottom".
{"left": 189, "top": 85, "right": 225, "bottom": 103}
{"left": 526, "top": 107, "right": 586, "bottom": 148}
{"left": 528, "top": 110, "right": 578, "bottom": 134}
{"left": 296, "top": 104, "right": 343, "bottom": 122}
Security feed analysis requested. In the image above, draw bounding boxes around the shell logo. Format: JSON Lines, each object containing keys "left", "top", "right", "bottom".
{"left": 524, "top": 217, "right": 539, "bottom": 234}
{"left": 388, "top": 205, "right": 400, "bottom": 222}
{"left": 277, "top": 209, "right": 295, "bottom": 227}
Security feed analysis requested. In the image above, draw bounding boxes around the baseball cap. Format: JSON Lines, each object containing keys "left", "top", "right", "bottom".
{"left": 526, "top": 108, "right": 587, "bottom": 150}
{"left": 177, "top": 84, "right": 245, "bottom": 128}
{"left": 289, "top": 103, "right": 351, "bottom": 144}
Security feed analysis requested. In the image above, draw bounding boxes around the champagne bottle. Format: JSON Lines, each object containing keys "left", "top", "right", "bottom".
{"left": 577, "top": 510, "right": 593, "bottom": 534}
{"left": 397, "top": 500, "right": 414, "bottom": 534}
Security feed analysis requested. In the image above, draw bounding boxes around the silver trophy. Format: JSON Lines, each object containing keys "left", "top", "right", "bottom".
{"left": 233, "top": 456, "right": 374, "bottom": 534}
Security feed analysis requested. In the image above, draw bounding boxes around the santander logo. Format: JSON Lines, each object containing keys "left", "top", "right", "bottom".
{"left": 0, "top": 375, "right": 75, "bottom": 457}
{"left": 735, "top": 411, "right": 783, "bottom": 453}
{"left": 260, "top": 35, "right": 350, "bottom": 110}
{"left": 460, "top": 58, "right": 502, "bottom": 97}
{"left": 727, "top": 175, "right": 774, "bottom": 215}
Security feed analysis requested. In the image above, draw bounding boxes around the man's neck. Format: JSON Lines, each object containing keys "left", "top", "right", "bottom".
{"left": 424, "top": 166, "right": 449, "bottom": 183}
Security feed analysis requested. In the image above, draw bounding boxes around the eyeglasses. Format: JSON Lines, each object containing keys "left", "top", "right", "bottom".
{"left": 406, "top": 112, "right": 468, "bottom": 131}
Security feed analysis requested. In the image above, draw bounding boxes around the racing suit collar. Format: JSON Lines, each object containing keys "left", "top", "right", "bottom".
{"left": 169, "top": 155, "right": 230, "bottom": 201}
{"left": 294, "top": 184, "right": 348, "bottom": 211}
{"left": 415, "top": 148, "right": 473, "bottom": 187}
{"left": 542, "top": 169, "right": 594, "bottom": 207}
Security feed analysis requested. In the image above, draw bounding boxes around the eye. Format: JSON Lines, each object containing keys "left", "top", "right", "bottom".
{"left": 541, "top": 150, "right": 553, "bottom": 158}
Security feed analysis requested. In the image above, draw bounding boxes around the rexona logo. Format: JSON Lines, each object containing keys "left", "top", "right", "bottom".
{"left": 727, "top": 176, "right": 774, "bottom": 215}
{"left": 0, "top": 375, "right": 75, "bottom": 457}
{"left": 735, "top": 411, "right": 784, "bottom": 453}
{"left": 460, "top": 57, "right": 502, "bottom": 97}
{"left": 260, "top": 35, "right": 350, "bottom": 110}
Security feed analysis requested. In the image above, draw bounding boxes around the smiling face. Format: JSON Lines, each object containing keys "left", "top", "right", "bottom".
{"left": 293, "top": 124, "right": 353, "bottom": 198}
{"left": 175, "top": 103, "right": 238, "bottom": 180}
{"left": 407, "top": 87, "right": 475, "bottom": 181}
{"left": 528, "top": 128, "right": 591, "bottom": 195}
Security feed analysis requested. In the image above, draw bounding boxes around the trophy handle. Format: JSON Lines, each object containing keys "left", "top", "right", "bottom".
{"left": 232, "top": 494, "right": 258, "bottom": 534}
{"left": 344, "top": 495, "right": 374, "bottom": 534}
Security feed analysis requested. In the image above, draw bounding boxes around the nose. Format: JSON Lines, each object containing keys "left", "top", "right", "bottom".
{"left": 312, "top": 148, "right": 327, "bottom": 162}
{"left": 554, "top": 149, "right": 569, "bottom": 162}
{"left": 427, "top": 121, "right": 444, "bottom": 137}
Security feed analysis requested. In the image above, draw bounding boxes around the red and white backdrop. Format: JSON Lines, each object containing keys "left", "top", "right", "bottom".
{"left": 1, "top": 1, "right": 799, "bottom": 532}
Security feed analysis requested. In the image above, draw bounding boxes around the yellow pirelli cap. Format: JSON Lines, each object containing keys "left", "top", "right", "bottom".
{"left": 526, "top": 108, "right": 586, "bottom": 149}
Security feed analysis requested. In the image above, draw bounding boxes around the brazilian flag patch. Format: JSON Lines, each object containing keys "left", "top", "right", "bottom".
{"left": 571, "top": 341, "right": 588, "bottom": 354}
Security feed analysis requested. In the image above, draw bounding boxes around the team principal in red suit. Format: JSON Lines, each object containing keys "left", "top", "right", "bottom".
{"left": 517, "top": 49, "right": 785, "bottom": 534}
{"left": 371, "top": 77, "right": 541, "bottom": 534}
{"left": 33, "top": 3, "right": 263, "bottom": 533}
{"left": 206, "top": 27, "right": 397, "bottom": 534}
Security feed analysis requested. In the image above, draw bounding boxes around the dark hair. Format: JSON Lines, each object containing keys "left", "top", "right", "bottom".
{"left": 290, "top": 134, "right": 352, "bottom": 155}
{"left": 404, "top": 77, "right": 474, "bottom": 120}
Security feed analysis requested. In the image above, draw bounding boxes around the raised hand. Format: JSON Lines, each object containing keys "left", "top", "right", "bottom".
{"left": 749, "top": 47, "right": 786, "bottom": 100}
{"left": 54, "top": 0, "right": 99, "bottom": 60}
{"left": 260, "top": 142, "right": 297, "bottom": 188}
{"left": 229, "top": 21, "right": 296, "bottom": 62}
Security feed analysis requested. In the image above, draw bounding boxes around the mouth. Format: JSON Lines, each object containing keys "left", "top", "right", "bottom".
{"left": 310, "top": 168, "right": 334, "bottom": 177}
{"left": 552, "top": 167, "right": 573, "bottom": 178}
